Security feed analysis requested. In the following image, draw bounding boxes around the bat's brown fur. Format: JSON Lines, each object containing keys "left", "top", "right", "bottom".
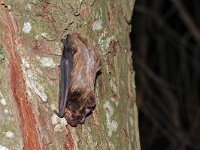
{"left": 64, "top": 33, "right": 101, "bottom": 126}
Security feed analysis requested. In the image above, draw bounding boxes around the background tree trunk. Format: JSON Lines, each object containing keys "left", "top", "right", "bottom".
{"left": 0, "top": 0, "right": 140, "bottom": 149}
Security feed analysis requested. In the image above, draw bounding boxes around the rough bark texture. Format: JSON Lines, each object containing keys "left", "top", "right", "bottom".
{"left": 0, "top": 0, "right": 140, "bottom": 149}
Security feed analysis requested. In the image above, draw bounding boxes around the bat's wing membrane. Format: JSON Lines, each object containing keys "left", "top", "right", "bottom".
{"left": 57, "top": 51, "right": 73, "bottom": 118}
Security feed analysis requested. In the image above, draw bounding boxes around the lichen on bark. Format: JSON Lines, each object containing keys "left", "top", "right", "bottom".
{"left": 0, "top": 0, "right": 139, "bottom": 149}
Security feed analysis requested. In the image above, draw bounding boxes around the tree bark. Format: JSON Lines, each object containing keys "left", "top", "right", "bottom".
{"left": 0, "top": 0, "right": 140, "bottom": 149}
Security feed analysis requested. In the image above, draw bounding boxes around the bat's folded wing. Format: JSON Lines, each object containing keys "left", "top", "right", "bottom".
{"left": 57, "top": 57, "right": 72, "bottom": 118}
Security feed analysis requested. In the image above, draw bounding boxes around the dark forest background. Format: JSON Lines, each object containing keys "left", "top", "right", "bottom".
{"left": 131, "top": 0, "right": 200, "bottom": 150}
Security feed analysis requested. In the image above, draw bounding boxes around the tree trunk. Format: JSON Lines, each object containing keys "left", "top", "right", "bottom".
{"left": 0, "top": 0, "right": 140, "bottom": 149}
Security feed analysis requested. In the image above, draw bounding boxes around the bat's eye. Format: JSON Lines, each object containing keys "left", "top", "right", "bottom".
{"left": 67, "top": 101, "right": 77, "bottom": 114}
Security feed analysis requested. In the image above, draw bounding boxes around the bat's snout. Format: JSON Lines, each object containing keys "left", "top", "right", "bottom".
{"left": 64, "top": 104, "right": 95, "bottom": 127}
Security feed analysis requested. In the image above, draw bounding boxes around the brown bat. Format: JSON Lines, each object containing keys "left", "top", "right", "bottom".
{"left": 56, "top": 33, "right": 101, "bottom": 127}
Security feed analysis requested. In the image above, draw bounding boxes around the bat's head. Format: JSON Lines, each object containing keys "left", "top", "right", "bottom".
{"left": 64, "top": 92, "right": 96, "bottom": 127}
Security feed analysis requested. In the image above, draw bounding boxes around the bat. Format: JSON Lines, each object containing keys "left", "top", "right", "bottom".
{"left": 56, "top": 33, "right": 101, "bottom": 127}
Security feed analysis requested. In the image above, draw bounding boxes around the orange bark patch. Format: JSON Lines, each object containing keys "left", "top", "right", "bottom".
{"left": 64, "top": 128, "right": 75, "bottom": 150}
{"left": 32, "top": 39, "right": 50, "bottom": 54}
{"left": 79, "top": 5, "right": 91, "bottom": 20}
{"left": 0, "top": 1, "right": 40, "bottom": 149}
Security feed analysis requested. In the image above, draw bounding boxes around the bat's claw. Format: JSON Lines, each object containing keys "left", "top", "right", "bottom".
{"left": 54, "top": 110, "right": 64, "bottom": 118}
